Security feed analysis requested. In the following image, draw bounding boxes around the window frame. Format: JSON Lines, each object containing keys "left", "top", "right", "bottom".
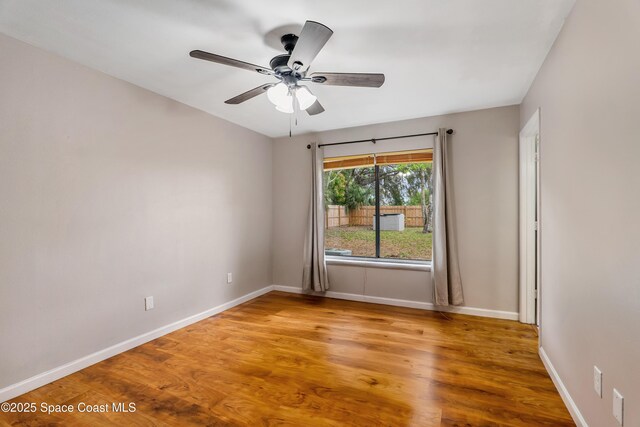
{"left": 323, "top": 148, "right": 434, "bottom": 264}
{"left": 325, "top": 255, "right": 431, "bottom": 270}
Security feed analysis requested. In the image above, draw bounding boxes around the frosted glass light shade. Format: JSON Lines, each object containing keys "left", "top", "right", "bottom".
{"left": 295, "top": 86, "right": 317, "bottom": 110}
{"left": 267, "top": 83, "right": 293, "bottom": 113}
{"left": 267, "top": 83, "right": 289, "bottom": 106}
{"left": 275, "top": 102, "right": 294, "bottom": 113}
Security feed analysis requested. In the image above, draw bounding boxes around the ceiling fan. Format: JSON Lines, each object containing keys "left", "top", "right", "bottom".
{"left": 189, "top": 20, "right": 385, "bottom": 116}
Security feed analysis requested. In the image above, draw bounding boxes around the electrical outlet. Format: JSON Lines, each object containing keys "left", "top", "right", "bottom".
{"left": 144, "top": 296, "right": 154, "bottom": 311}
{"left": 227, "top": 273, "right": 233, "bottom": 284}
{"left": 613, "top": 388, "right": 624, "bottom": 425}
{"left": 593, "top": 366, "right": 602, "bottom": 398}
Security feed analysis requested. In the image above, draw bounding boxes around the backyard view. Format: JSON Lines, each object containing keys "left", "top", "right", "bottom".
{"left": 324, "top": 150, "right": 433, "bottom": 261}
{"left": 326, "top": 227, "right": 433, "bottom": 260}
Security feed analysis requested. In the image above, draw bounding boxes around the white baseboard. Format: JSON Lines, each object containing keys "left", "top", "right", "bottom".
{"left": 0, "top": 285, "right": 274, "bottom": 403}
{"left": 539, "top": 346, "right": 588, "bottom": 427}
{"left": 272, "top": 285, "right": 519, "bottom": 320}
{"left": 272, "top": 285, "right": 306, "bottom": 294}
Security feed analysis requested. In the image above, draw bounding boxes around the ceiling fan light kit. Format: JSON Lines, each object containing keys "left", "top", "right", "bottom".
{"left": 266, "top": 83, "right": 317, "bottom": 113}
{"left": 189, "top": 20, "right": 385, "bottom": 116}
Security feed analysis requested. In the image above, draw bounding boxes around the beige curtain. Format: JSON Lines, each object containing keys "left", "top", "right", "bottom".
{"left": 302, "top": 143, "right": 330, "bottom": 292}
{"left": 432, "top": 129, "right": 463, "bottom": 306}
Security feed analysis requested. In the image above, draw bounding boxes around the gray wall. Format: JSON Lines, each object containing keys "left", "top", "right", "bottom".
{"left": 272, "top": 106, "right": 520, "bottom": 313}
{"left": 520, "top": 0, "right": 640, "bottom": 425}
{"left": 0, "top": 33, "right": 273, "bottom": 389}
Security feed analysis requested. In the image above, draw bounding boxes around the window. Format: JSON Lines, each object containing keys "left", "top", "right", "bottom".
{"left": 324, "top": 149, "right": 433, "bottom": 262}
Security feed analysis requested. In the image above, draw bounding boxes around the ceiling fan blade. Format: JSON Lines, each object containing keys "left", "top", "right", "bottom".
{"left": 224, "top": 84, "right": 274, "bottom": 104}
{"left": 287, "top": 21, "right": 333, "bottom": 73}
{"left": 190, "top": 50, "right": 273, "bottom": 75}
{"left": 306, "top": 99, "right": 325, "bottom": 116}
{"left": 309, "top": 72, "right": 385, "bottom": 88}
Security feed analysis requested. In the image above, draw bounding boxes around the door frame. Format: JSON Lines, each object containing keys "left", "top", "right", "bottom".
{"left": 519, "top": 109, "right": 540, "bottom": 325}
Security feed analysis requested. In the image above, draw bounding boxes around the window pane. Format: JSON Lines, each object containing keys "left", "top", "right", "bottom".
{"left": 324, "top": 166, "right": 375, "bottom": 257}
{"left": 378, "top": 161, "right": 433, "bottom": 261}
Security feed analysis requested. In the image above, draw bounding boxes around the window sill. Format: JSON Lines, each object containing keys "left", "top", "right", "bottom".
{"left": 325, "top": 256, "right": 431, "bottom": 272}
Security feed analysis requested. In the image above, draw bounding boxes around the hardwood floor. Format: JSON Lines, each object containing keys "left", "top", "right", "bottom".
{"left": 1, "top": 292, "right": 573, "bottom": 426}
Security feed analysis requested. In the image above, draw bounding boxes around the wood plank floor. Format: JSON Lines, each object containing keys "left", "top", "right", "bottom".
{"left": 1, "top": 292, "right": 574, "bottom": 426}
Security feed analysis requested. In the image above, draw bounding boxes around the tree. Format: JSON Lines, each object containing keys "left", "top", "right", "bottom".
{"left": 324, "top": 162, "right": 433, "bottom": 233}
{"left": 402, "top": 163, "right": 433, "bottom": 233}
{"left": 324, "top": 169, "right": 374, "bottom": 210}
{"left": 379, "top": 165, "right": 404, "bottom": 205}
{"left": 325, "top": 170, "right": 347, "bottom": 205}
{"left": 345, "top": 183, "right": 374, "bottom": 210}
{"left": 420, "top": 166, "right": 433, "bottom": 233}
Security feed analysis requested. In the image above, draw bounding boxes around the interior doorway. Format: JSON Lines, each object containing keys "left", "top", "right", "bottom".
{"left": 519, "top": 109, "right": 540, "bottom": 326}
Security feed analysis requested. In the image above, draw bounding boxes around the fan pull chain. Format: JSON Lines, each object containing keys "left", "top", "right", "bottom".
{"left": 295, "top": 92, "right": 299, "bottom": 127}
{"left": 289, "top": 89, "right": 300, "bottom": 137}
{"left": 288, "top": 86, "right": 293, "bottom": 137}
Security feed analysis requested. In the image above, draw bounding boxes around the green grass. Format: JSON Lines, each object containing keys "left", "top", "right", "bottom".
{"left": 325, "top": 226, "right": 432, "bottom": 260}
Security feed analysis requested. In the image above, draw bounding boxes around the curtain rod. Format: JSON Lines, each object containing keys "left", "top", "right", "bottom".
{"left": 306, "top": 129, "right": 453, "bottom": 149}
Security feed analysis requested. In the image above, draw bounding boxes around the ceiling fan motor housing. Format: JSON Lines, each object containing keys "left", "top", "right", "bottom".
{"left": 280, "top": 33, "right": 298, "bottom": 54}
{"left": 271, "top": 33, "right": 304, "bottom": 78}
{"left": 269, "top": 54, "right": 291, "bottom": 74}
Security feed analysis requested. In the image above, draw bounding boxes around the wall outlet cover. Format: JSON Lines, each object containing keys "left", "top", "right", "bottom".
{"left": 613, "top": 388, "right": 624, "bottom": 425}
{"left": 227, "top": 273, "right": 233, "bottom": 284}
{"left": 593, "top": 366, "right": 602, "bottom": 398}
{"left": 145, "top": 296, "right": 154, "bottom": 311}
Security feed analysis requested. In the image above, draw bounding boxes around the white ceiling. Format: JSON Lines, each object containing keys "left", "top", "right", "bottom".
{"left": 0, "top": 0, "right": 574, "bottom": 138}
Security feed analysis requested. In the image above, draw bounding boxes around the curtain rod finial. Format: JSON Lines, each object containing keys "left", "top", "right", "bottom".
{"left": 446, "top": 129, "right": 454, "bottom": 135}
{"left": 307, "top": 144, "right": 311, "bottom": 149}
